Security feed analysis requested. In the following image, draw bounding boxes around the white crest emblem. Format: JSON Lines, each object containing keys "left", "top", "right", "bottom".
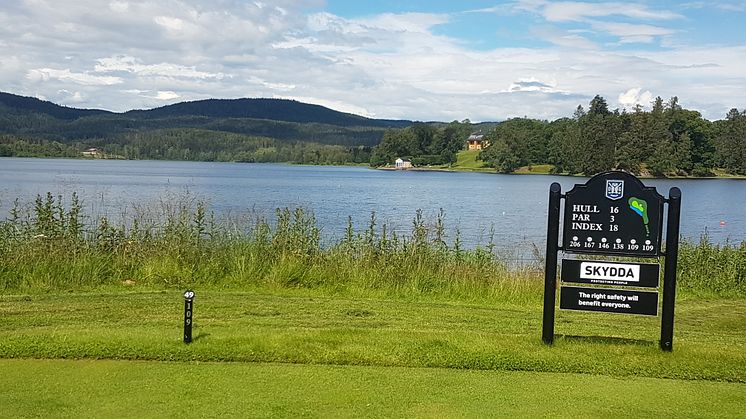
{"left": 605, "top": 180, "right": 624, "bottom": 200}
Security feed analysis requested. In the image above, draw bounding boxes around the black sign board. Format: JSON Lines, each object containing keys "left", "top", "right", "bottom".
{"left": 560, "top": 286, "right": 658, "bottom": 316}
{"left": 183, "top": 290, "right": 194, "bottom": 344}
{"left": 562, "top": 172, "right": 664, "bottom": 257}
{"left": 542, "top": 172, "right": 682, "bottom": 351}
{"left": 561, "top": 259, "right": 660, "bottom": 288}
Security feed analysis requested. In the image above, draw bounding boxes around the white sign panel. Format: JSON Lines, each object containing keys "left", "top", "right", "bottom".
{"left": 580, "top": 261, "right": 640, "bottom": 282}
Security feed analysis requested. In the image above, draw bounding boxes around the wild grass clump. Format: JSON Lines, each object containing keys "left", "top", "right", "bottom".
{"left": 1, "top": 194, "right": 743, "bottom": 298}
{"left": 0, "top": 194, "right": 541, "bottom": 302}
{"left": 323, "top": 210, "right": 540, "bottom": 302}
{"left": 677, "top": 235, "right": 746, "bottom": 296}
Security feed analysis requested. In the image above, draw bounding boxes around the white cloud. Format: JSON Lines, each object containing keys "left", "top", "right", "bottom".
{"left": 249, "top": 77, "right": 296, "bottom": 92}
{"left": 717, "top": 3, "right": 746, "bottom": 12}
{"left": 94, "top": 55, "right": 225, "bottom": 80}
{"left": 26, "top": 68, "right": 123, "bottom": 86}
{"left": 355, "top": 12, "right": 450, "bottom": 33}
{"left": 521, "top": 1, "right": 682, "bottom": 22}
{"left": 109, "top": 1, "right": 129, "bottom": 13}
{"left": 57, "top": 89, "right": 86, "bottom": 104}
{"left": 307, "top": 11, "right": 448, "bottom": 34}
{"left": 154, "top": 16, "right": 185, "bottom": 31}
{"left": 591, "top": 21, "right": 675, "bottom": 43}
{"left": 0, "top": 1, "right": 744, "bottom": 121}
{"left": 618, "top": 88, "right": 653, "bottom": 109}
{"left": 530, "top": 26, "right": 598, "bottom": 49}
{"left": 0, "top": 56, "right": 24, "bottom": 84}
{"left": 677, "top": 1, "right": 744, "bottom": 13}
{"left": 154, "top": 90, "right": 180, "bottom": 100}
{"left": 517, "top": 1, "right": 680, "bottom": 45}
{"left": 282, "top": 95, "right": 373, "bottom": 117}
{"left": 504, "top": 78, "right": 564, "bottom": 94}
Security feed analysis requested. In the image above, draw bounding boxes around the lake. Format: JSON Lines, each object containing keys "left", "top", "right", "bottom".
{"left": 1, "top": 158, "right": 743, "bottom": 260}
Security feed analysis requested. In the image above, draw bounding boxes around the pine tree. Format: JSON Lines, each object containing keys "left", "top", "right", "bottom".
{"left": 646, "top": 97, "right": 675, "bottom": 175}
{"left": 715, "top": 109, "right": 746, "bottom": 174}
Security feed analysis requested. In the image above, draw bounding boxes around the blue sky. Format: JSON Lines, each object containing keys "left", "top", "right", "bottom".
{"left": 325, "top": 1, "right": 746, "bottom": 50}
{"left": 1, "top": 0, "right": 745, "bottom": 121}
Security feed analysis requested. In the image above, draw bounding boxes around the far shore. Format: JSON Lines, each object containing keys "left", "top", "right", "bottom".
{"left": 377, "top": 164, "right": 746, "bottom": 180}
{"left": 3, "top": 155, "right": 744, "bottom": 180}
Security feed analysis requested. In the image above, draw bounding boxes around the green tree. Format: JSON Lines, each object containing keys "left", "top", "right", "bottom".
{"left": 369, "top": 129, "right": 415, "bottom": 166}
{"left": 370, "top": 122, "right": 471, "bottom": 167}
{"left": 480, "top": 138, "right": 520, "bottom": 173}
{"left": 714, "top": 108, "right": 746, "bottom": 174}
{"left": 479, "top": 118, "right": 547, "bottom": 172}
{"left": 546, "top": 118, "right": 581, "bottom": 174}
{"left": 575, "top": 96, "right": 621, "bottom": 175}
{"left": 614, "top": 105, "right": 652, "bottom": 173}
{"left": 646, "top": 97, "right": 676, "bottom": 175}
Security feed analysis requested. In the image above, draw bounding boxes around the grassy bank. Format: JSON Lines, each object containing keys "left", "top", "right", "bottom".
{"left": 385, "top": 150, "right": 746, "bottom": 179}
{"left": 451, "top": 149, "right": 493, "bottom": 172}
{"left": 1, "top": 193, "right": 744, "bottom": 298}
{"left": 0, "top": 193, "right": 536, "bottom": 300}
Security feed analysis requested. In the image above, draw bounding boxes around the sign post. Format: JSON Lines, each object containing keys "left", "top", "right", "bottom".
{"left": 542, "top": 182, "right": 562, "bottom": 345}
{"left": 542, "top": 171, "right": 681, "bottom": 351}
{"left": 183, "top": 289, "right": 195, "bottom": 344}
{"left": 660, "top": 187, "right": 681, "bottom": 351}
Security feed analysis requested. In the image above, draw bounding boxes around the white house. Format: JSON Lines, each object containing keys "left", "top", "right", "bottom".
{"left": 81, "top": 147, "right": 103, "bottom": 158}
{"left": 395, "top": 158, "right": 412, "bottom": 169}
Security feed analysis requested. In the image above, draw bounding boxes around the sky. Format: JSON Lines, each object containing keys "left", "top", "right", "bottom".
{"left": 2, "top": 0, "right": 745, "bottom": 122}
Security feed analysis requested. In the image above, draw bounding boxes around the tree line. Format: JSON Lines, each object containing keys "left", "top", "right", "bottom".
{"left": 367, "top": 95, "right": 745, "bottom": 176}
{"left": 369, "top": 121, "right": 473, "bottom": 167}
{"left": 478, "top": 96, "right": 746, "bottom": 176}
{"left": 0, "top": 130, "right": 371, "bottom": 165}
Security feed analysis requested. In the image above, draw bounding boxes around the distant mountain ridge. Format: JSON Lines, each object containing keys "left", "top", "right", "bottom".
{"left": 0, "top": 92, "right": 112, "bottom": 120}
{"left": 125, "top": 98, "right": 412, "bottom": 128}
{"left": 0, "top": 91, "right": 412, "bottom": 128}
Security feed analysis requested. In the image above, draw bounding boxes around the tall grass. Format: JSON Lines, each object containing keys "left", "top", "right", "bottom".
{"left": 677, "top": 235, "right": 746, "bottom": 296}
{"left": 0, "top": 194, "right": 539, "bottom": 301}
{"left": 0, "top": 194, "right": 743, "bottom": 298}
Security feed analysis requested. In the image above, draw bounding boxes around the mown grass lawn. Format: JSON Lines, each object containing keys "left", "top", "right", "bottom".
{"left": 2, "top": 358, "right": 745, "bottom": 418}
{"left": 514, "top": 164, "right": 554, "bottom": 174}
{"left": 2, "top": 289, "right": 745, "bottom": 417}
{"left": 1, "top": 290, "right": 744, "bottom": 382}
{"left": 452, "top": 150, "right": 493, "bottom": 172}
{"left": 2, "top": 177, "right": 744, "bottom": 417}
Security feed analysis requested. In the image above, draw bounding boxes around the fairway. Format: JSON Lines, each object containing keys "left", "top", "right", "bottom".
{"left": 1, "top": 289, "right": 745, "bottom": 418}
{"left": 2, "top": 291, "right": 745, "bottom": 380}
{"left": 2, "top": 358, "right": 745, "bottom": 418}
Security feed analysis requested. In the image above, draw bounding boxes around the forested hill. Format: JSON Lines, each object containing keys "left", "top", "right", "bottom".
{"left": 0, "top": 91, "right": 414, "bottom": 147}
{"left": 0, "top": 92, "right": 112, "bottom": 120}
{"left": 0, "top": 92, "right": 411, "bottom": 128}
{"left": 124, "top": 98, "right": 411, "bottom": 128}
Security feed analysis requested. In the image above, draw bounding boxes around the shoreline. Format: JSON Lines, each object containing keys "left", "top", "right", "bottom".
{"left": 376, "top": 165, "right": 746, "bottom": 180}
{"left": 2, "top": 155, "right": 744, "bottom": 180}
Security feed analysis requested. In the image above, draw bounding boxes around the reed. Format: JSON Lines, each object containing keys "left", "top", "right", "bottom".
{"left": 0, "top": 194, "right": 743, "bottom": 298}
{"left": 676, "top": 234, "right": 746, "bottom": 296}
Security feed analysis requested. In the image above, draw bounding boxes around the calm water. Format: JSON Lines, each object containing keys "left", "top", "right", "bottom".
{"left": 0, "top": 158, "right": 743, "bottom": 257}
